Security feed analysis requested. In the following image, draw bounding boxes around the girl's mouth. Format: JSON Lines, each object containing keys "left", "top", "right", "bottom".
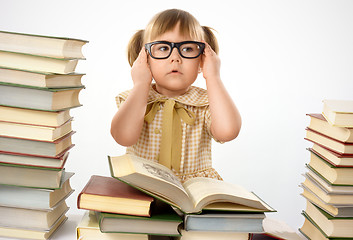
{"left": 170, "top": 70, "right": 181, "bottom": 74}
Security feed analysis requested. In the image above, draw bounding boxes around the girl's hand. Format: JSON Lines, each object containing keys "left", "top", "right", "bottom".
{"left": 131, "top": 47, "right": 153, "bottom": 86}
{"left": 201, "top": 42, "right": 221, "bottom": 81}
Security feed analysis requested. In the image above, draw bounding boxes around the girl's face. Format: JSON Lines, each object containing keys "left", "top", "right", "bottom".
{"left": 147, "top": 23, "right": 201, "bottom": 97}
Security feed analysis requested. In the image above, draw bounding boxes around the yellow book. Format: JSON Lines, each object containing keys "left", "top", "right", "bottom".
{"left": 0, "top": 201, "right": 68, "bottom": 230}
{"left": 323, "top": 99, "right": 353, "bottom": 128}
{"left": 0, "top": 50, "right": 79, "bottom": 74}
{"left": 0, "top": 105, "right": 71, "bottom": 127}
{"left": 76, "top": 211, "right": 148, "bottom": 240}
{"left": 0, "top": 119, "right": 72, "bottom": 141}
{"left": 0, "top": 67, "right": 84, "bottom": 88}
{"left": 308, "top": 151, "right": 353, "bottom": 185}
{"left": 0, "top": 214, "right": 67, "bottom": 240}
{"left": 305, "top": 201, "right": 353, "bottom": 238}
{"left": 307, "top": 113, "right": 353, "bottom": 143}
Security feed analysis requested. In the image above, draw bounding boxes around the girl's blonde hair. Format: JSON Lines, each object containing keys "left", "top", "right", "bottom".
{"left": 127, "top": 9, "right": 219, "bottom": 66}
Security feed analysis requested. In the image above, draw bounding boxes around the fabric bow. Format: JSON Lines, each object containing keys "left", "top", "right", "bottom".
{"left": 144, "top": 99, "right": 196, "bottom": 172}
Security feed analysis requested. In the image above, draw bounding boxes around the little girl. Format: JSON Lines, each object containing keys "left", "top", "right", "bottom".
{"left": 111, "top": 9, "right": 241, "bottom": 183}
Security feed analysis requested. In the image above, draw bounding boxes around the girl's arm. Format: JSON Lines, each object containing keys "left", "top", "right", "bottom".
{"left": 110, "top": 48, "right": 152, "bottom": 146}
{"left": 201, "top": 43, "right": 242, "bottom": 142}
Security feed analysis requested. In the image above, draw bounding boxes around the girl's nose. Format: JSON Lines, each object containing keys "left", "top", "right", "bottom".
{"left": 169, "top": 48, "right": 182, "bottom": 62}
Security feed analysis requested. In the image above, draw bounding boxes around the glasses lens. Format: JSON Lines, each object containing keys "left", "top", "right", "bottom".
{"left": 180, "top": 43, "right": 202, "bottom": 58}
{"left": 150, "top": 43, "right": 171, "bottom": 58}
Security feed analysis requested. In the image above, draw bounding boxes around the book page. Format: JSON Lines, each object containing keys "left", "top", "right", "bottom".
{"left": 183, "top": 177, "right": 269, "bottom": 212}
{"left": 129, "top": 155, "right": 185, "bottom": 191}
{"left": 110, "top": 155, "right": 194, "bottom": 211}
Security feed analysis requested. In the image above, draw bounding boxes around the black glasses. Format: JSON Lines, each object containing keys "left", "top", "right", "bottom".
{"left": 145, "top": 41, "right": 205, "bottom": 59}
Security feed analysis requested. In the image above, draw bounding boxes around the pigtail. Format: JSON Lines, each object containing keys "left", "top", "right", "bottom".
{"left": 127, "top": 29, "right": 145, "bottom": 67}
{"left": 202, "top": 26, "right": 219, "bottom": 55}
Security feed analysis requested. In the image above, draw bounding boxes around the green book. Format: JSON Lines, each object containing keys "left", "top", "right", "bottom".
{"left": 0, "top": 172, "right": 74, "bottom": 210}
{"left": 302, "top": 201, "right": 353, "bottom": 239}
{"left": 96, "top": 202, "right": 182, "bottom": 236}
{"left": 0, "top": 162, "right": 71, "bottom": 189}
{"left": 300, "top": 211, "right": 353, "bottom": 240}
{"left": 0, "top": 82, "right": 84, "bottom": 111}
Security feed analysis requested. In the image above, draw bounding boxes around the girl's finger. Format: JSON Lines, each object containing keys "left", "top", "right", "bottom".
{"left": 137, "top": 47, "right": 149, "bottom": 64}
{"left": 204, "top": 43, "right": 215, "bottom": 56}
{"left": 138, "top": 47, "right": 146, "bottom": 58}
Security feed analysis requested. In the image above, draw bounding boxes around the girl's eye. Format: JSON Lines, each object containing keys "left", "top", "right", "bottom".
{"left": 181, "top": 44, "right": 198, "bottom": 53}
{"left": 157, "top": 45, "right": 170, "bottom": 52}
{"left": 182, "top": 47, "right": 193, "bottom": 52}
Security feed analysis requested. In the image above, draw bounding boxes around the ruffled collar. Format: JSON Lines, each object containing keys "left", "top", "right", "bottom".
{"left": 119, "top": 84, "right": 209, "bottom": 107}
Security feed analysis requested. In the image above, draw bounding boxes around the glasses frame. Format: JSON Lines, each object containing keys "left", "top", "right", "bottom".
{"left": 145, "top": 41, "right": 205, "bottom": 59}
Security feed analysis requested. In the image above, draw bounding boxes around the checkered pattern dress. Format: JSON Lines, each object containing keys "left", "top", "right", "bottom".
{"left": 116, "top": 84, "right": 223, "bottom": 183}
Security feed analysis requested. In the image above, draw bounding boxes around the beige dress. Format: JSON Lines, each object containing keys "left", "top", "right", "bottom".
{"left": 116, "top": 84, "right": 222, "bottom": 183}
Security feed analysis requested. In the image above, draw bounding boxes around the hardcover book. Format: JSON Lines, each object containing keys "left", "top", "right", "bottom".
{"left": 301, "top": 186, "right": 353, "bottom": 218}
{"left": 96, "top": 203, "right": 182, "bottom": 236}
{"left": 184, "top": 211, "right": 265, "bottom": 232}
{"left": 307, "top": 151, "right": 353, "bottom": 186}
{"left": 310, "top": 144, "right": 353, "bottom": 167}
{"left": 0, "top": 119, "right": 72, "bottom": 142}
{"left": 0, "top": 201, "right": 68, "bottom": 230}
{"left": 76, "top": 211, "right": 148, "bottom": 240}
{"left": 0, "top": 151, "right": 69, "bottom": 169}
{"left": 180, "top": 230, "right": 249, "bottom": 240}
{"left": 300, "top": 214, "right": 348, "bottom": 240}
{"left": 0, "top": 50, "right": 79, "bottom": 74}
{"left": 0, "top": 163, "right": 65, "bottom": 189}
{"left": 0, "top": 172, "right": 74, "bottom": 210}
{"left": 0, "top": 67, "right": 84, "bottom": 88}
{"left": 307, "top": 113, "right": 353, "bottom": 143}
{"left": 322, "top": 99, "right": 353, "bottom": 128}
{"left": 0, "top": 30, "right": 87, "bottom": 59}
{"left": 0, "top": 214, "right": 67, "bottom": 240}
{"left": 77, "top": 175, "right": 154, "bottom": 217}
{"left": 0, "top": 83, "right": 84, "bottom": 111}
{"left": 304, "top": 201, "right": 353, "bottom": 238}
{"left": 305, "top": 127, "right": 353, "bottom": 155}
{"left": 301, "top": 171, "right": 353, "bottom": 205}
{"left": 0, "top": 132, "right": 75, "bottom": 158}
{"left": 0, "top": 105, "right": 72, "bottom": 127}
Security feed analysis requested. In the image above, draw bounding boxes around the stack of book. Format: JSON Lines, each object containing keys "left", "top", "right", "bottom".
{"left": 77, "top": 154, "right": 280, "bottom": 240}
{"left": 0, "top": 30, "right": 87, "bottom": 239}
{"left": 299, "top": 99, "right": 353, "bottom": 239}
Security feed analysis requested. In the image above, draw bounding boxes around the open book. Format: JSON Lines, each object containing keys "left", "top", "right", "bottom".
{"left": 108, "top": 154, "right": 275, "bottom": 214}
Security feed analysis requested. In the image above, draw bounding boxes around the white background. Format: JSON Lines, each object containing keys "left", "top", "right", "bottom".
{"left": 1, "top": 0, "right": 353, "bottom": 238}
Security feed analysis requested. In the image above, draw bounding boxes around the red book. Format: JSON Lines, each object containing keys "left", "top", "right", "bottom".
{"left": 305, "top": 127, "right": 353, "bottom": 155}
{"left": 77, "top": 175, "right": 154, "bottom": 217}
{"left": 0, "top": 150, "right": 69, "bottom": 169}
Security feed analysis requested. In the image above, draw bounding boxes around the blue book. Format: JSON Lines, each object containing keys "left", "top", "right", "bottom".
{"left": 184, "top": 212, "right": 265, "bottom": 232}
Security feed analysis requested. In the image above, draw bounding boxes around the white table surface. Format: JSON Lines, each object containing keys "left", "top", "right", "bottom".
{"left": 0, "top": 214, "right": 306, "bottom": 240}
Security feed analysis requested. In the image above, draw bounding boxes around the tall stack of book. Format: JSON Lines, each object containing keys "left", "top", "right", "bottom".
{"left": 299, "top": 99, "right": 353, "bottom": 239}
{"left": 77, "top": 154, "right": 279, "bottom": 240}
{"left": 0, "top": 30, "right": 87, "bottom": 240}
